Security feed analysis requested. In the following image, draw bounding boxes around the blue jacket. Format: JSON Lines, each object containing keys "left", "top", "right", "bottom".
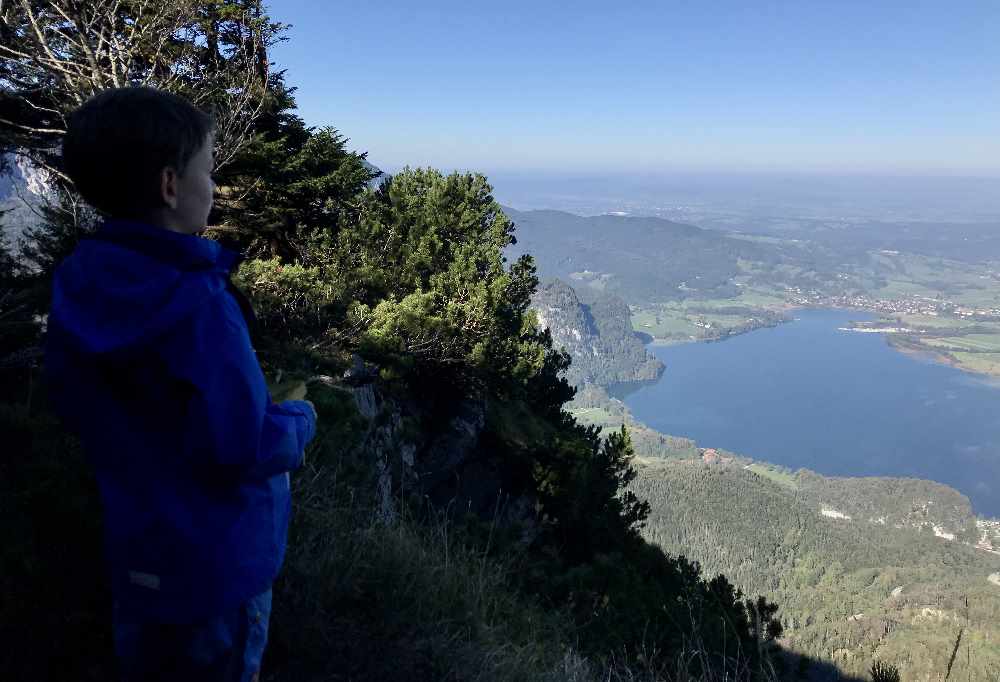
{"left": 45, "top": 219, "right": 316, "bottom": 623}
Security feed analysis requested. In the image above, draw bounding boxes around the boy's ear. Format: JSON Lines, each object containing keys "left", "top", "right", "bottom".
{"left": 160, "top": 166, "right": 179, "bottom": 209}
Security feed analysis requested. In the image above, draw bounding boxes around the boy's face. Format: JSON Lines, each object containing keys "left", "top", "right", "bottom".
{"left": 160, "top": 135, "right": 215, "bottom": 234}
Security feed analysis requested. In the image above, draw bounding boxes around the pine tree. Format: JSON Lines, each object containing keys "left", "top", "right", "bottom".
{"left": 210, "top": 104, "right": 378, "bottom": 264}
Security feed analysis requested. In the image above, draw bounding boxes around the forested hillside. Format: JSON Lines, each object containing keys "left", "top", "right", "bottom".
{"left": 633, "top": 460, "right": 1000, "bottom": 680}
{"left": 531, "top": 278, "right": 663, "bottom": 387}
{"left": 503, "top": 207, "right": 859, "bottom": 304}
{"left": 505, "top": 207, "right": 755, "bottom": 302}
{"left": 794, "top": 471, "right": 984, "bottom": 544}
{"left": 569, "top": 383, "right": 702, "bottom": 459}
{"left": 566, "top": 387, "right": 1000, "bottom": 680}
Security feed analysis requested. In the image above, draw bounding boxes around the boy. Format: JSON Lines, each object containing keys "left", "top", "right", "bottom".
{"left": 44, "top": 87, "right": 317, "bottom": 681}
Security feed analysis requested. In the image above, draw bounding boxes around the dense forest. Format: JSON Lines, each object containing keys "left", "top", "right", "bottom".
{"left": 0, "top": 2, "right": 797, "bottom": 681}
{"left": 633, "top": 460, "right": 1000, "bottom": 680}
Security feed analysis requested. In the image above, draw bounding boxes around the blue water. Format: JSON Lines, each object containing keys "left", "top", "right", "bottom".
{"left": 614, "top": 309, "right": 1000, "bottom": 517}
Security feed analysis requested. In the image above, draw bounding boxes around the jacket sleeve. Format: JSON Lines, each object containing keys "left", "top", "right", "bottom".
{"left": 165, "top": 290, "right": 317, "bottom": 481}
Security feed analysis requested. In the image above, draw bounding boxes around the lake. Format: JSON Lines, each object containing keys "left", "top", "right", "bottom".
{"left": 614, "top": 309, "right": 1000, "bottom": 517}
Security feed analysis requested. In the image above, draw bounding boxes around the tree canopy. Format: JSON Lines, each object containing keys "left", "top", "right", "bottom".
{"left": 0, "top": 0, "right": 279, "bottom": 174}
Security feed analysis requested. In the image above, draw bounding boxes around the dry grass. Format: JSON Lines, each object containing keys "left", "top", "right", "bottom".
{"left": 260, "top": 385, "right": 781, "bottom": 682}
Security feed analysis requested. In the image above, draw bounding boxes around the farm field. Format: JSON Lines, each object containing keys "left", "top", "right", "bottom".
{"left": 921, "top": 334, "right": 1000, "bottom": 353}
{"left": 950, "top": 352, "right": 1000, "bottom": 376}
{"left": 631, "top": 297, "right": 788, "bottom": 343}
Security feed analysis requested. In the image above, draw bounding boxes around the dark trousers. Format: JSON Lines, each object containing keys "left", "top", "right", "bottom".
{"left": 113, "top": 589, "right": 272, "bottom": 682}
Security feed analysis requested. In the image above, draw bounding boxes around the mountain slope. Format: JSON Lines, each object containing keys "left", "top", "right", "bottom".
{"left": 567, "top": 388, "right": 1000, "bottom": 679}
{"left": 633, "top": 459, "right": 1000, "bottom": 681}
{"left": 531, "top": 278, "right": 663, "bottom": 387}
{"left": 506, "top": 207, "right": 751, "bottom": 302}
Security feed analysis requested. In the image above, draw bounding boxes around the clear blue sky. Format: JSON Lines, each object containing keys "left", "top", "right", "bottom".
{"left": 269, "top": 1, "right": 1000, "bottom": 176}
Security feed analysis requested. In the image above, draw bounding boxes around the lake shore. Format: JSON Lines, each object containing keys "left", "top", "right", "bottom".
{"left": 619, "top": 308, "right": 1000, "bottom": 517}
{"left": 644, "top": 300, "right": 1000, "bottom": 381}
{"left": 885, "top": 335, "right": 1000, "bottom": 382}
{"left": 643, "top": 311, "right": 791, "bottom": 347}
{"left": 573, "top": 386, "right": 1000, "bottom": 527}
{"left": 833, "top": 315, "right": 1000, "bottom": 380}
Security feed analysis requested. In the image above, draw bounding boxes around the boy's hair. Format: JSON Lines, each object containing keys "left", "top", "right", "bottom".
{"left": 62, "top": 87, "right": 214, "bottom": 218}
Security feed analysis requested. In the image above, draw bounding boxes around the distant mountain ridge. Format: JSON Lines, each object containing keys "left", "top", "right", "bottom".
{"left": 506, "top": 206, "right": 750, "bottom": 303}
{"left": 501, "top": 205, "right": 856, "bottom": 307}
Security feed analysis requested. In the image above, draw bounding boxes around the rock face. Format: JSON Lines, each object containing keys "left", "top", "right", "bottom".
{"left": 1, "top": 152, "right": 51, "bottom": 252}
{"left": 531, "top": 278, "right": 664, "bottom": 388}
{"left": 0, "top": 153, "right": 50, "bottom": 199}
{"left": 341, "top": 356, "right": 537, "bottom": 542}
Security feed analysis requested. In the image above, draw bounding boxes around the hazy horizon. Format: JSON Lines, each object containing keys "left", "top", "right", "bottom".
{"left": 272, "top": 1, "right": 1000, "bottom": 177}
{"left": 388, "top": 168, "right": 1000, "bottom": 224}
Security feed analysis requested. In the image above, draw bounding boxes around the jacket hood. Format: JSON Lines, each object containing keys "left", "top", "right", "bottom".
{"left": 49, "top": 220, "right": 242, "bottom": 356}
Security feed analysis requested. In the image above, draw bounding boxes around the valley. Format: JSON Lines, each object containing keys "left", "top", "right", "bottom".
{"left": 527, "top": 255, "right": 1000, "bottom": 680}
{"left": 508, "top": 207, "right": 1000, "bottom": 378}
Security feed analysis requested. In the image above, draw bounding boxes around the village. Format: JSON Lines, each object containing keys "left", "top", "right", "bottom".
{"left": 785, "top": 287, "right": 1000, "bottom": 321}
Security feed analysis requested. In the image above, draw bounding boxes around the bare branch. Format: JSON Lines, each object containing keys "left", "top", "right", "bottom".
{"left": 0, "top": 116, "right": 64, "bottom": 134}
{"left": 47, "top": 1, "right": 107, "bottom": 90}
{"left": 2, "top": 0, "right": 276, "bottom": 182}
{"left": 17, "top": 94, "right": 61, "bottom": 116}
{"left": 21, "top": 1, "right": 78, "bottom": 90}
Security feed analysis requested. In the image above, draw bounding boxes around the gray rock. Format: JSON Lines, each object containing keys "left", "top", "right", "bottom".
{"left": 344, "top": 362, "right": 538, "bottom": 540}
{"left": 1, "top": 153, "right": 52, "bottom": 255}
{"left": 531, "top": 278, "right": 664, "bottom": 387}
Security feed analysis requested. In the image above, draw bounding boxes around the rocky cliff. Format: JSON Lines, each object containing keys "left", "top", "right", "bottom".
{"left": 1, "top": 152, "right": 50, "bottom": 251}
{"left": 531, "top": 278, "right": 664, "bottom": 387}
{"left": 325, "top": 357, "right": 538, "bottom": 542}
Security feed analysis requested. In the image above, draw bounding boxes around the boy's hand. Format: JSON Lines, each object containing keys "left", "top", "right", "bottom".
{"left": 273, "top": 380, "right": 307, "bottom": 402}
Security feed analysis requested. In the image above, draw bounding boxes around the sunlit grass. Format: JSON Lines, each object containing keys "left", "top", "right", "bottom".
{"left": 746, "top": 463, "right": 798, "bottom": 490}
